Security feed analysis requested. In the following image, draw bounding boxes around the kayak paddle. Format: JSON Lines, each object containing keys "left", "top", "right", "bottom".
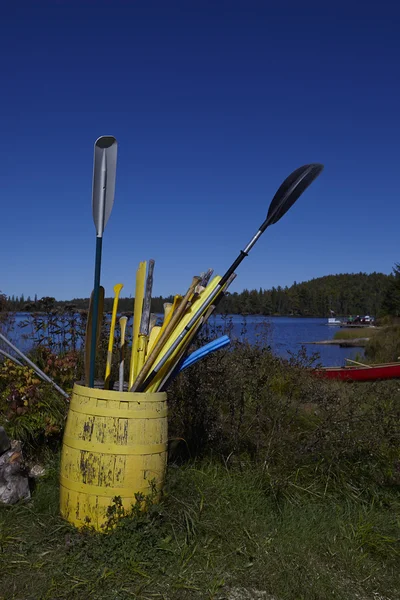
{"left": 136, "top": 163, "right": 323, "bottom": 392}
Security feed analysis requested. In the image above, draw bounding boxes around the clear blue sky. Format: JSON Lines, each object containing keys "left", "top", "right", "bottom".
{"left": 2, "top": 1, "right": 400, "bottom": 301}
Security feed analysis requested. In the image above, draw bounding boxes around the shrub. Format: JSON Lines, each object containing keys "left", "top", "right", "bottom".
{"left": 0, "top": 359, "right": 68, "bottom": 447}
{"left": 167, "top": 340, "right": 400, "bottom": 497}
{"left": 364, "top": 325, "right": 400, "bottom": 362}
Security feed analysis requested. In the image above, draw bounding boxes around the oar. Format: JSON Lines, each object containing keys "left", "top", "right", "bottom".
{"left": 0, "top": 348, "right": 23, "bottom": 367}
{"left": 0, "top": 333, "right": 69, "bottom": 399}
{"left": 130, "top": 276, "right": 201, "bottom": 391}
{"left": 89, "top": 135, "right": 118, "bottom": 388}
{"left": 140, "top": 276, "right": 223, "bottom": 392}
{"left": 128, "top": 261, "right": 147, "bottom": 388}
{"left": 156, "top": 304, "right": 218, "bottom": 392}
{"left": 84, "top": 286, "right": 105, "bottom": 386}
{"left": 147, "top": 324, "right": 162, "bottom": 355}
{"left": 136, "top": 163, "right": 323, "bottom": 392}
{"left": 159, "top": 333, "right": 231, "bottom": 393}
{"left": 148, "top": 314, "right": 158, "bottom": 335}
{"left": 145, "top": 315, "right": 158, "bottom": 359}
{"left": 150, "top": 296, "right": 182, "bottom": 352}
{"left": 345, "top": 358, "right": 372, "bottom": 368}
{"left": 147, "top": 273, "right": 236, "bottom": 392}
{"left": 155, "top": 273, "right": 235, "bottom": 391}
{"left": 104, "top": 283, "right": 124, "bottom": 389}
{"left": 119, "top": 316, "right": 128, "bottom": 391}
{"left": 193, "top": 269, "right": 214, "bottom": 299}
{"left": 136, "top": 260, "right": 155, "bottom": 377}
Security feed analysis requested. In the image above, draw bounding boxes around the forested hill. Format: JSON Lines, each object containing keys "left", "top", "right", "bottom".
{"left": 4, "top": 272, "right": 392, "bottom": 317}
{"left": 217, "top": 272, "right": 391, "bottom": 317}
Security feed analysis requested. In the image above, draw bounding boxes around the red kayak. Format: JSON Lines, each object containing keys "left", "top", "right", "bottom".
{"left": 315, "top": 362, "right": 400, "bottom": 382}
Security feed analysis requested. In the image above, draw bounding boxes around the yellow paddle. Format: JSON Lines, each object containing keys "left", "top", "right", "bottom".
{"left": 119, "top": 316, "right": 128, "bottom": 392}
{"left": 143, "top": 277, "right": 221, "bottom": 392}
{"left": 157, "top": 304, "right": 216, "bottom": 391}
{"left": 147, "top": 325, "right": 161, "bottom": 355}
{"left": 152, "top": 296, "right": 182, "bottom": 348}
{"left": 147, "top": 302, "right": 173, "bottom": 356}
{"left": 104, "top": 283, "right": 124, "bottom": 389}
{"left": 128, "top": 261, "right": 147, "bottom": 388}
{"left": 130, "top": 277, "right": 201, "bottom": 391}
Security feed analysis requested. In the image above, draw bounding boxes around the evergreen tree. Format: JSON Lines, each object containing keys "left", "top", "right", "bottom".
{"left": 382, "top": 263, "right": 400, "bottom": 316}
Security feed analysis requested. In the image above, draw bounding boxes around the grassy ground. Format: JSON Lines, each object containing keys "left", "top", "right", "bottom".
{"left": 0, "top": 457, "right": 399, "bottom": 600}
{"left": 333, "top": 328, "right": 379, "bottom": 341}
{"left": 364, "top": 325, "right": 400, "bottom": 362}
{"left": 1, "top": 336, "right": 400, "bottom": 599}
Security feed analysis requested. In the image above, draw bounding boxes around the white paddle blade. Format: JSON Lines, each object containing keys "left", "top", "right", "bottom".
{"left": 92, "top": 136, "right": 118, "bottom": 236}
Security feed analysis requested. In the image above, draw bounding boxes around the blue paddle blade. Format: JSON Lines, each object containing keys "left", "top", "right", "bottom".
{"left": 179, "top": 335, "right": 231, "bottom": 372}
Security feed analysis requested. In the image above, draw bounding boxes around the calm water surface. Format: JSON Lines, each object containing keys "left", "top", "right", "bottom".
{"left": 5, "top": 313, "right": 360, "bottom": 367}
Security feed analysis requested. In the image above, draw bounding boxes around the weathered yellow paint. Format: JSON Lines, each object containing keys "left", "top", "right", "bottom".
{"left": 60, "top": 383, "right": 167, "bottom": 531}
{"left": 129, "top": 261, "right": 147, "bottom": 387}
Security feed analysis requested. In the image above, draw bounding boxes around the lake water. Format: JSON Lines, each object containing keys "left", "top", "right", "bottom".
{"left": 2, "top": 313, "right": 361, "bottom": 367}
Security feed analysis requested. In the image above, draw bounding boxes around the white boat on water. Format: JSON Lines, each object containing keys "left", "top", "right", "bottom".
{"left": 328, "top": 317, "right": 342, "bottom": 325}
{"left": 327, "top": 310, "right": 342, "bottom": 325}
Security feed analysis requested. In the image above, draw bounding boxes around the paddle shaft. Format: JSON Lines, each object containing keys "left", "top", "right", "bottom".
{"left": 84, "top": 286, "right": 104, "bottom": 386}
{"left": 0, "top": 333, "right": 69, "bottom": 399}
{"left": 0, "top": 348, "right": 23, "bottom": 367}
{"left": 89, "top": 236, "right": 103, "bottom": 387}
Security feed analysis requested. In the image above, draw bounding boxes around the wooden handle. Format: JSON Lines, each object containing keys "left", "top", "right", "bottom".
{"left": 130, "top": 276, "right": 201, "bottom": 391}
{"left": 345, "top": 358, "right": 372, "bottom": 368}
{"left": 139, "top": 260, "right": 155, "bottom": 336}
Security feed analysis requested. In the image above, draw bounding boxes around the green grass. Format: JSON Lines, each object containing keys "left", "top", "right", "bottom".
{"left": 365, "top": 325, "right": 400, "bottom": 363}
{"left": 333, "top": 328, "right": 378, "bottom": 340}
{"left": 1, "top": 458, "right": 399, "bottom": 600}
{"left": 1, "top": 340, "right": 400, "bottom": 599}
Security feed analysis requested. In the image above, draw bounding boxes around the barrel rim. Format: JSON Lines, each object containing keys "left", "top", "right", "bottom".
{"left": 73, "top": 383, "right": 167, "bottom": 402}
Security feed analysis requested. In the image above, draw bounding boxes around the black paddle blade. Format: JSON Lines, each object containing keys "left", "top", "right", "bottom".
{"left": 263, "top": 163, "right": 324, "bottom": 231}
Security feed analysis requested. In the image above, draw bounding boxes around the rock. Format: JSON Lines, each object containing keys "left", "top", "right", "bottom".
{"left": 0, "top": 440, "right": 30, "bottom": 505}
{"left": 227, "top": 589, "right": 276, "bottom": 600}
{"left": 0, "top": 426, "right": 11, "bottom": 455}
{"left": 27, "top": 463, "right": 46, "bottom": 479}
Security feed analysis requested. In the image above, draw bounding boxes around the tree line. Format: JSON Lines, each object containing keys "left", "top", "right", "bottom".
{"left": 3, "top": 270, "right": 397, "bottom": 317}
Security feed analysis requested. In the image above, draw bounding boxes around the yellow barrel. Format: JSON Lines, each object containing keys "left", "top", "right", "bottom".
{"left": 59, "top": 383, "right": 168, "bottom": 531}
